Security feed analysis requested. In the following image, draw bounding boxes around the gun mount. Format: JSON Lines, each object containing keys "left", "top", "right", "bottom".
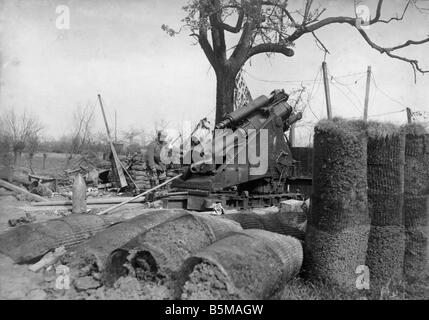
{"left": 160, "top": 89, "right": 311, "bottom": 211}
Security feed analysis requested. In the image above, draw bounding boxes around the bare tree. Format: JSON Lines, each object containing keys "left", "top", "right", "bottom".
{"left": 26, "top": 134, "right": 40, "bottom": 170}
{"left": 164, "top": 0, "right": 429, "bottom": 123}
{"left": 0, "top": 109, "right": 44, "bottom": 166}
{"left": 67, "top": 103, "right": 95, "bottom": 163}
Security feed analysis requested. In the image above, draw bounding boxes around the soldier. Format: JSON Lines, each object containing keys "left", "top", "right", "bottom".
{"left": 146, "top": 130, "right": 168, "bottom": 187}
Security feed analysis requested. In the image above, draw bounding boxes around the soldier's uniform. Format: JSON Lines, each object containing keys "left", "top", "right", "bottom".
{"left": 146, "top": 131, "right": 168, "bottom": 187}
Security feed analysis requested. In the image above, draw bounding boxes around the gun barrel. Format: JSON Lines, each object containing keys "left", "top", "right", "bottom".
{"left": 216, "top": 95, "right": 269, "bottom": 129}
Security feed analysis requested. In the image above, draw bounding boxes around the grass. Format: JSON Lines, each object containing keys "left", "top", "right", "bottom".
{"left": 281, "top": 276, "right": 429, "bottom": 300}
{"left": 7, "top": 152, "right": 96, "bottom": 178}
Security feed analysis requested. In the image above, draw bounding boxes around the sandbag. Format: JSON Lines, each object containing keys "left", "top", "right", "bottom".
{"left": 179, "top": 229, "right": 303, "bottom": 300}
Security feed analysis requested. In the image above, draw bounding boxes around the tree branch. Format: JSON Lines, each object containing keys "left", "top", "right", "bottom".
{"left": 230, "top": 19, "right": 257, "bottom": 66}
{"left": 370, "top": 0, "right": 384, "bottom": 23}
{"left": 246, "top": 42, "right": 294, "bottom": 60}
{"left": 283, "top": 0, "right": 428, "bottom": 81}
{"left": 357, "top": 28, "right": 429, "bottom": 81}
{"left": 377, "top": 0, "right": 411, "bottom": 23}
{"left": 219, "top": 8, "right": 244, "bottom": 33}
{"left": 198, "top": 9, "right": 217, "bottom": 69}
{"left": 312, "top": 31, "right": 330, "bottom": 55}
{"left": 209, "top": 0, "right": 227, "bottom": 63}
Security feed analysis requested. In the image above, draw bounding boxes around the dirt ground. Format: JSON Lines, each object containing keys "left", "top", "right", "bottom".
{"left": 0, "top": 190, "right": 60, "bottom": 299}
{"left": 0, "top": 188, "right": 178, "bottom": 300}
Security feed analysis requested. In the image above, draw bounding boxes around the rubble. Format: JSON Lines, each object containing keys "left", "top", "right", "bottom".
{"left": 74, "top": 276, "right": 102, "bottom": 292}
{"left": 8, "top": 213, "right": 36, "bottom": 227}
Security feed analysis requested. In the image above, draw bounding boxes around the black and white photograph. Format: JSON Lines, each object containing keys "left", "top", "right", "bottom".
{"left": 0, "top": 0, "right": 428, "bottom": 304}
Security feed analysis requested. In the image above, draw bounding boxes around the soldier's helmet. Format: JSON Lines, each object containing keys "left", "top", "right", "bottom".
{"left": 158, "top": 130, "right": 168, "bottom": 142}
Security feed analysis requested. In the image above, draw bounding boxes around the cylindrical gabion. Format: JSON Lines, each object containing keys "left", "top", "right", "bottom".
{"left": 179, "top": 229, "right": 303, "bottom": 300}
{"left": 305, "top": 118, "right": 370, "bottom": 291}
{"left": 225, "top": 213, "right": 305, "bottom": 241}
{"left": 0, "top": 214, "right": 116, "bottom": 263}
{"left": 365, "top": 122, "right": 405, "bottom": 291}
{"left": 103, "top": 213, "right": 243, "bottom": 287}
{"left": 63, "top": 209, "right": 189, "bottom": 271}
{"left": 403, "top": 124, "right": 429, "bottom": 282}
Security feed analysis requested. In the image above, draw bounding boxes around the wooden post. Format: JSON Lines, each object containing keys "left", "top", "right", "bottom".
{"left": 363, "top": 66, "right": 372, "bottom": 122}
{"left": 115, "top": 110, "right": 117, "bottom": 143}
{"left": 8, "top": 143, "right": 14, "bottom": 182}
{"left": 98, "top": 94, "right": 128, "bottom": 188}
{"left": 322, "top": 62, "right": 332, "bottom": 120}
{"left": 406, "top": 107, "right": 413, "bottom": 124}
{"left": 42, "top": 153, "right": 47, "bottom": 170}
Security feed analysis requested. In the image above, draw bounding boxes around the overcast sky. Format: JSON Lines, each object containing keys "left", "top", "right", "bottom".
{"left": 1, "top": 0, "right": 429, "bottom": 145}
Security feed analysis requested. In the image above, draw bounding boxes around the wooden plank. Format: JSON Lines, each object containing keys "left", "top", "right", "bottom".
{"left": 0, "top": 179, "right": 48, "bottom": 202}
{"left": 28, "top": 174, "right": 55, "bottom": 182}
{"left": 21, "top": 203, "right": 146, "bottom": 212}
{"left": 97, "top": 174, "right": 182, "bottom": 215}
{"left": 98, "top": 94, "right": 128, "bottom": 188}
{"left": 32, "top": 197, "right": 147, "bottom": 206}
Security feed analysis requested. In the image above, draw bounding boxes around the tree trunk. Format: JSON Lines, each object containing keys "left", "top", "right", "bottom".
{"left": 215, "top": 71, "right": 236, "bottom": 124}
{"left": 14, "top": 151, "right": 22, "bottom": 167}
{"left": 28, "top": 153, "right": 34, "bottom": 170}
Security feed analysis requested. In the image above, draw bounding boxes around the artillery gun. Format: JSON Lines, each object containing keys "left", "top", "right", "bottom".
{"left": 160, "top": 89, "right": 312, "bottom": 211}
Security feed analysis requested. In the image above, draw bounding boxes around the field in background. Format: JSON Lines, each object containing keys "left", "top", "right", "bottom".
{"left": 17, "top": 152, "right": 81, "bottom": 176}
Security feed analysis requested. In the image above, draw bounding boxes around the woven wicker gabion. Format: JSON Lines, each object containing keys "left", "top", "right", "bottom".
{"left": 365, "top": 122, "right": 405, "bottom": 290}
{"left": 224, "top": 213, "right": 305, "bottom": 241}
{"left": 402, "top": 124, "right": 429, "bottom": 282}
{"left": 179, "top": 230, "right": 303, "bottom": 300}
{"left": 305, "top": 225, "right": 370, "bottom": 288}
{"left": 305, "top": 118, "right": 370, "bottom": 291}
